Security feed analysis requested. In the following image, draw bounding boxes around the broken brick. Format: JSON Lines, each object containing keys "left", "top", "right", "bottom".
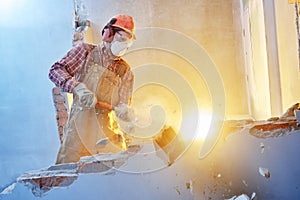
{"left": 249, "top": 120, "right": 299, "bottom": 139}
{"left": 53, "top": 95, "right": 66, "bottom": 104}
{"left": 57, "top": 118, "right": 68, "bottom": 127}
{"left": 251, "top": 121, "right": 296, "bottom": 132}
{"left": 56, "top": 111, "right": 68, "bottom": 119}
{"left": 52, "top": 87, "right": 61, "bottom": 95}
{"left": 55, "top": 103, "right": 67, "bottom": 112}
{"left": 58, "top": 126, "right": 63, "bottom": 133}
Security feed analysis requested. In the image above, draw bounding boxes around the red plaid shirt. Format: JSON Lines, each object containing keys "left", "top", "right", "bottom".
{"left": 49, "top": 43, "right": 134, "bottom": 105}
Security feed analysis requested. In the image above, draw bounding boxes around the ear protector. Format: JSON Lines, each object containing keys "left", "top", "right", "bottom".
{"left": 102, "top": 18, "right": 117, "bottom": 42}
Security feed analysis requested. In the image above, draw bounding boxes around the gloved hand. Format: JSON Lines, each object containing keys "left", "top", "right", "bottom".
{"left": 114, "top": 103, "right": 134, "bottom": 122}
{"left": 73, "top": 83, "right": 97, "bottom": 108}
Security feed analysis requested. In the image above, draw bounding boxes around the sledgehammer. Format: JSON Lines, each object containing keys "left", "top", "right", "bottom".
{"left": 96, "top": 101, "right": 135, "bottom": 134}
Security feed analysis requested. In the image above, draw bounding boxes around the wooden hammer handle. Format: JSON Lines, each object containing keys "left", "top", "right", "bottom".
{"left": 96, "top": 101, "right": 112, "bottom": 110}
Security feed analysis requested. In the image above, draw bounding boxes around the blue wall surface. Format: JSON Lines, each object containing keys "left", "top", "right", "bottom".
{"left": 0, "top": 0, "right": 73, "bottom": 190}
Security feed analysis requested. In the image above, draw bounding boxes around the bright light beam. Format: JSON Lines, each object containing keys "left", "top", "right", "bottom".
{"left": 196, "top": 111, "right": 213, "bottom": 140}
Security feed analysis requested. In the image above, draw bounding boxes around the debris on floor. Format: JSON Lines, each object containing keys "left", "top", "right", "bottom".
{"left": 226, "top": 192, "right": 256, "bottom": 200}
{"left": 0, "top": 183, "right": 17, "bottom": 195}
{"left": 249, "top": 103, "right": 300, "bottom": 138}
{"left": 251, "top": 192, "right": 257, "bottom": 200}
{"left": 260, "top": 142, "right": 265, "bottom": 154}
{"left": 95, "top": 137, "right": 109, "bottom": 147}
{"left": 258, "top": 167, "right": 271, "bottom": 179}
{"left": 242, "top": 179, "right": 248, "bottom": 187}
{"left": 249, "top": 120, "right": 298, "bottom": 138}
{"left": 225, "top": 194, "right": 249, "bottom": 200}
{"left": 153, "top": 126, "right": 186, "bottom": 166}
{"left": 0, "top": 145, "right": 140, "bottom": 197}
{"left": 186, "top": 182, "right": 191, "bottom": 189}
{"left": 221, "top": 104, "right": 300, "bottom": 139}
{"left": 186, "top": 180, "right": 193, "bottom": 194}
{"left": 175, "top": 187, "right": 181, "bottom": 195}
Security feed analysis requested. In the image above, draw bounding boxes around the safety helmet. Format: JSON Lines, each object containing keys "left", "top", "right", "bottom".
{"left": 102, "top": 14, "right": 136, "bottom": 42}
{"left": 111, "top": 14, "right": 136, "bottom": 39}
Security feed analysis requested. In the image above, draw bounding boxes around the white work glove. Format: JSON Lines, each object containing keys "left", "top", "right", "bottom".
{"left": 73, "top": 83, "right": 97, "bottom": 108}
{"left": 114, "top": 103, "right": 134, "bottom": 122}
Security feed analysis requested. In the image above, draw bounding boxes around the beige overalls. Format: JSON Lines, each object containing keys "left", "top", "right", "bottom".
{"left": 56, "top": 45, "right": 131, "bottom": 164}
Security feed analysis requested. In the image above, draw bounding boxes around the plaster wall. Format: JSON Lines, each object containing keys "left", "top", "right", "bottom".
{"left": 274, "top": 0, "right": 300, "bottom": 112}
{"left": 85, "top": 0, "right": 249, "bottom": 119}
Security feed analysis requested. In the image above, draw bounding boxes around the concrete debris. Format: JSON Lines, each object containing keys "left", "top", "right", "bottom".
{"left": 1, "top": 145, "right": 140, "bottom": 197}
{"left": 226, "top": 192, "right": 256, "bottom": 200}
{"left": 267, "top": 117, "right": 280, "bottom": 121}
{"left": 242, "top": 179, "right": 248, "bottom": 187}
{"left": 235, "top": 194, "right": 250, "bottom": 200}
{"left": 95, "top": 137, "right": 109, "bottom": 146}
{"left": 226, "top": 195, "right": 237, "bottom": 200}
{"left": 225, "top": 194, "right": 250, "bottom": 200}
{"left": 249, "top": 121, "right": 298, "bottom": 139}
{"left": 258, "top": 167, "right": 270, "bottom": 179}
{"left": 294, "top": 109, "right": 300, "bottom": 125}
{"left": 260, "top": 142, "right": 265, "bottom": 154}
{"left": 280, "top": 103, "right": 299, "bottom": 118}
{"left": 18, "top": 169, "right": 78, "bottom": 197}
{"left": 251, "top": 192, "right": 257, "bottom": 200}
{"left": 175, "top": 187, "right": 181, "bottom": 195}
{"left": 47, "top": 162, "right": 78, "bottom": 171}
{"left": 153, "top": 126, "right": 186, "bottom": 166}
{"left": 249, "top": 103, "right": 300, "bottom": 138}
{"left": 218, "top": 104, "right": 300, "bottom": 139}
{"left": 186, "top": 182, "right": 191, "bottom": 189}
{"left": 78, "top": 152, "right": 128, "bottom": 173}
{"left": 186, "top": 180, "right": 193, "bottom": 194}
{"left": 0, "top": 183, "right": 17, "bottom": 195}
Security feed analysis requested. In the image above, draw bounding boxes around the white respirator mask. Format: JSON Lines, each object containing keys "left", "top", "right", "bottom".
{"left": 110, "top": 40, "right": 130, "bottom": 57}
{"left": 110, "top": 31, "right": 133, "bottom": 57}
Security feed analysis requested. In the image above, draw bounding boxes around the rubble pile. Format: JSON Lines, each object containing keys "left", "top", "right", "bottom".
{"left": 249, "top": 103, "right": 300, "bottom": 138}
{"left": 1, "top": 145, "right": 140, "bottom": 197}
{"left": 223, "top": 103, "right": 300, "bottom": 139}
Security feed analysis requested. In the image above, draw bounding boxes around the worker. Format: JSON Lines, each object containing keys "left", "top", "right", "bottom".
{"left": 48, "top": 14, "right": 136, "bottom": 164}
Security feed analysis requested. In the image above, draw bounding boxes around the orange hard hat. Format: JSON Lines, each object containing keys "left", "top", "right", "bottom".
{"left": 110, "top": 14, "right": 136, "bottom": 39}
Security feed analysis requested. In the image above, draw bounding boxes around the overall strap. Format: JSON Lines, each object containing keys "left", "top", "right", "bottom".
{"left": 115, "top": 60, "right": 129, "bottom": 77}
{"left": 92, "top": 46, "right": 101, "bottom": 65}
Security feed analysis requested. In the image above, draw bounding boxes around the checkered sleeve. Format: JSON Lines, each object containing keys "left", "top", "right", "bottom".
{"left": 48, "top": 43, "right": 93, "bottom": 93}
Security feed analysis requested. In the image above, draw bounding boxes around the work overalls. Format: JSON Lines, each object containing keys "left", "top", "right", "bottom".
{"left": 56, "top": 45, "right": 130, "bottom": 164}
